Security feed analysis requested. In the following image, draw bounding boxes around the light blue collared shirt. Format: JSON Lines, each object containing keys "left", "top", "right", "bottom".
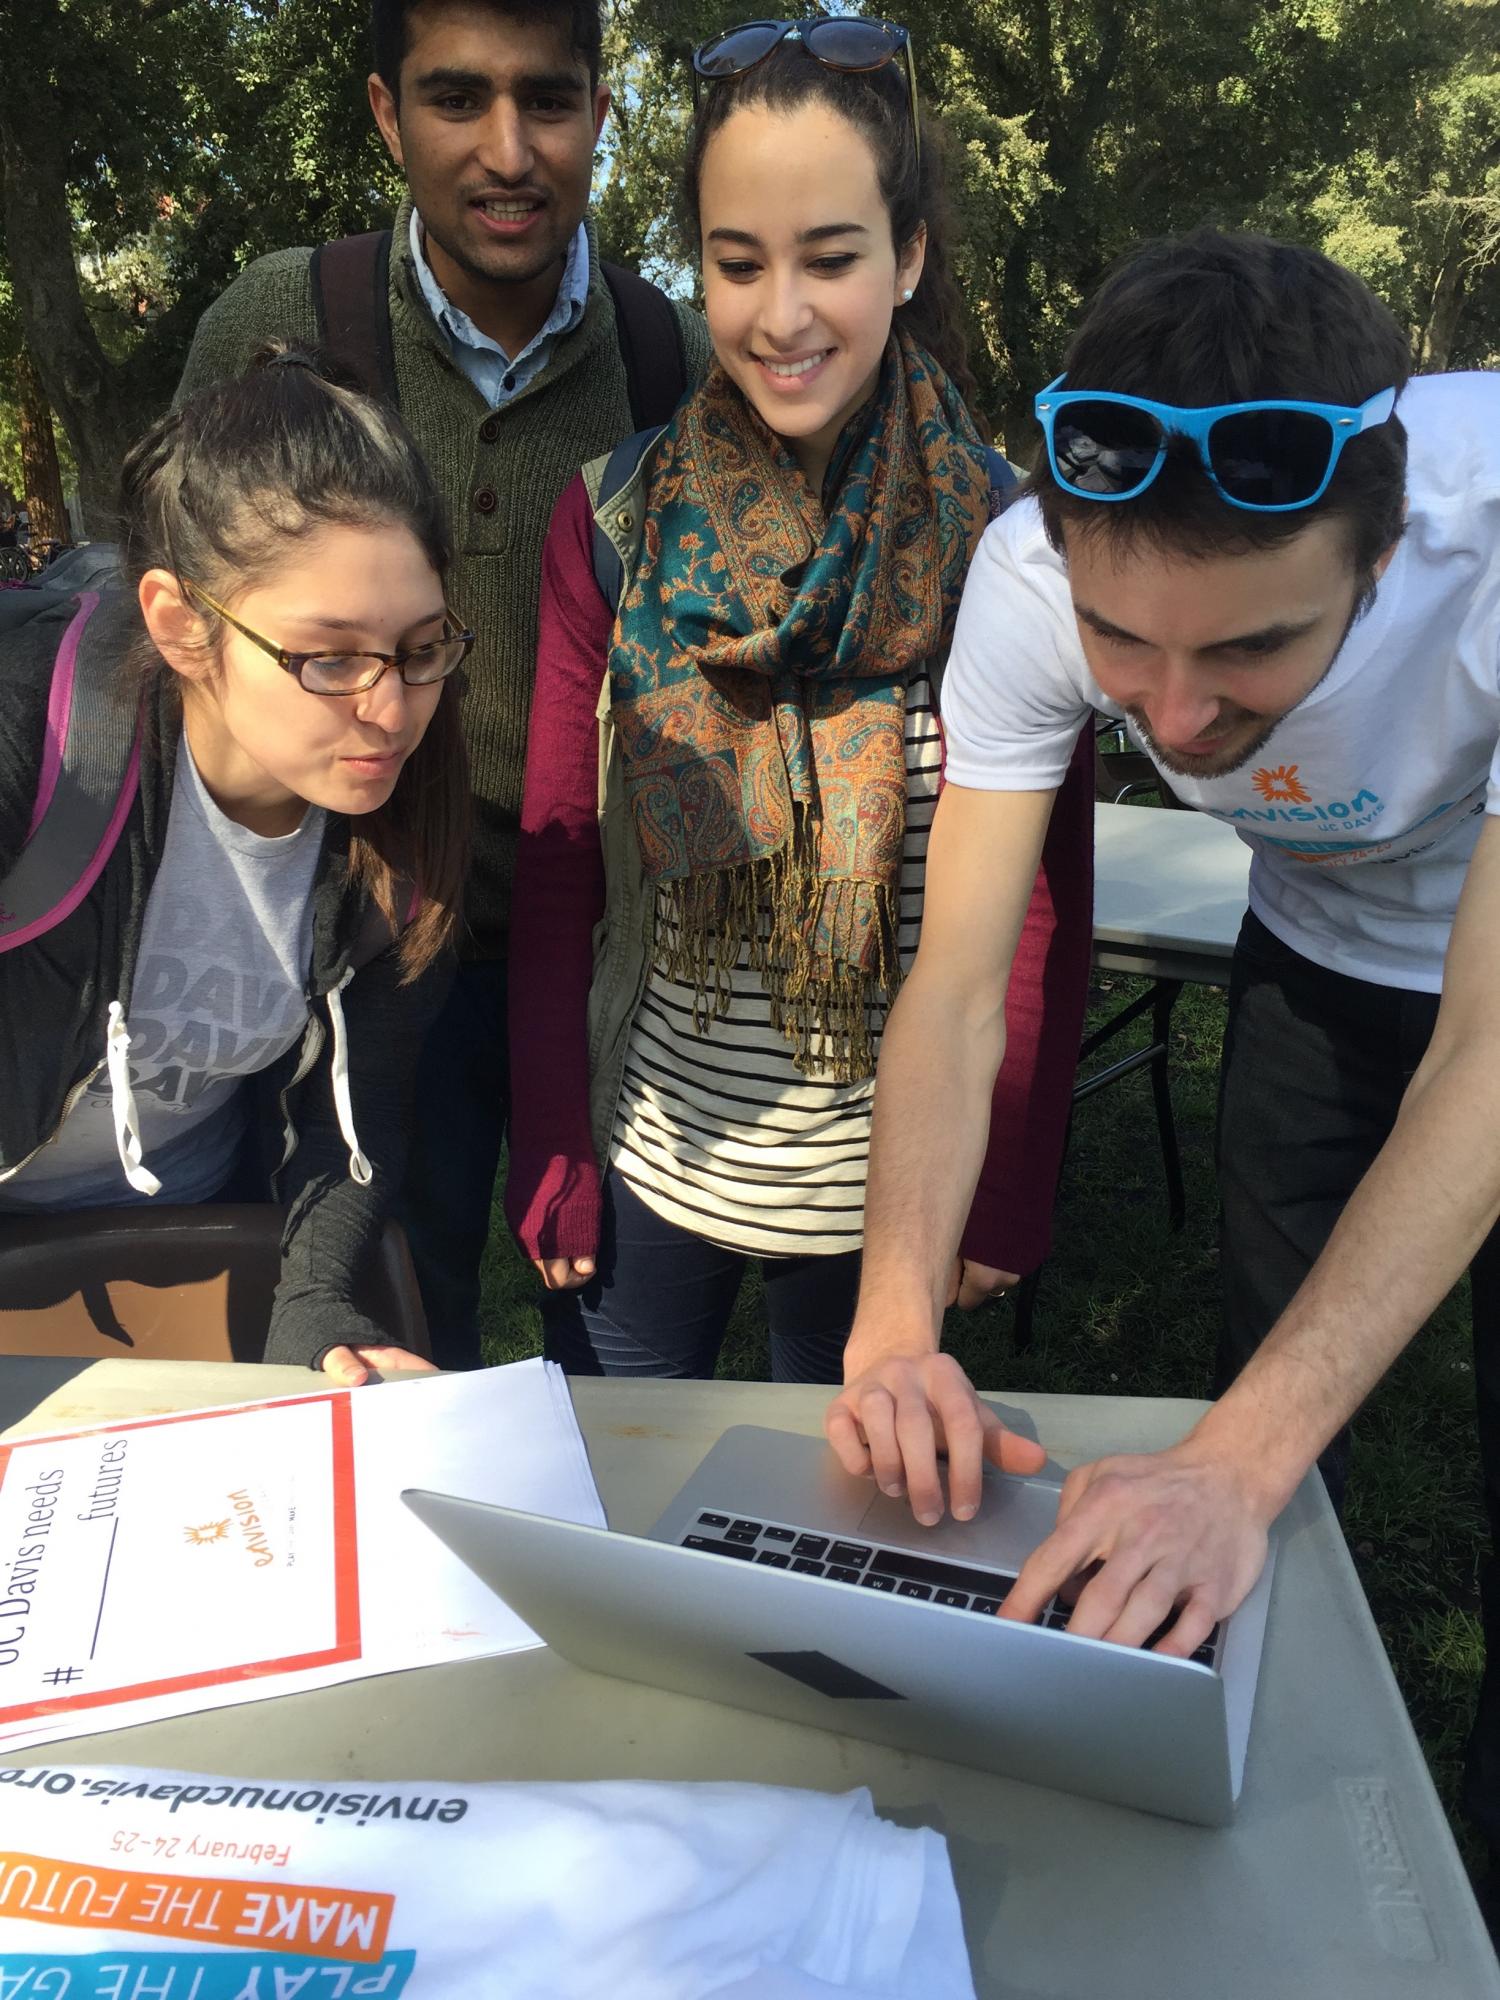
{"left": 409, "top": 209, "right": 590, "bottom": 409}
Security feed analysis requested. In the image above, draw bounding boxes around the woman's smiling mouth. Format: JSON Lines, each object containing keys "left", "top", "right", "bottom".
{"left": 753, "top": 348, "right": 835, "bottom": 389}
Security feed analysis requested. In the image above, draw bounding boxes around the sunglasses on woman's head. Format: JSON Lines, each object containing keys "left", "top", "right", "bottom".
{"left": 183, "top": 582, "right": 474, "bottom": 697}
{"left": 1032, "top": 376, "right": 1399, "bottom": 513}
{"left": 692, "top": 16, "right": 920, "bottom": 167}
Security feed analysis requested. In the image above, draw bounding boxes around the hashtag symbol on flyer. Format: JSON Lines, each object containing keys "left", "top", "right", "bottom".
{"left": 43, "top": 1666, "right": 84, "bottom": 1685}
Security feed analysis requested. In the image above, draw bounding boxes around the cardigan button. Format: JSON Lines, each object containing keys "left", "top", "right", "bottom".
{"left": 473, "top": 486, "right": 498, "bottom": 514}
{"left": 479, "top": 416, "right": 501, "bottom": 443}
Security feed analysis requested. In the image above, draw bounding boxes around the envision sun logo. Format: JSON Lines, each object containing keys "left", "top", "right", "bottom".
{"left": 1251, "top": 764, "right": 1311, "bottom": 804}
{"left": 184, "top": 1519, "right": 229, "bottom": 1546}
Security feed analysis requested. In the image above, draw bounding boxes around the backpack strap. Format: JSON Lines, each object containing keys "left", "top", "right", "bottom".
{"left": 310, "top": 229, "right": 398, "bottom": 404}
{"left": 601, "top": 262, "right": 689, "bottom": 433}
{"left": 986, "top": 445, "right": 1019, "bottom": 506}
{"left": 343, "top": 877, "right": 423, "bottom": 978}
{"left": 0, "top": 591, "right": 143, "bottom": 954}
{"left": 587, "top": 425, "right": 668, "bottom": 613}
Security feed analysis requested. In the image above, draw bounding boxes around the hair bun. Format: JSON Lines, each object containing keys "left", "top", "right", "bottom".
{"left": 247, "top": 338, "right": 364, "bottom": 392}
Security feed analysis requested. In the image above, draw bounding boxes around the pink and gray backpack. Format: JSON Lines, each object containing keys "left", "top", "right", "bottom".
{"left": 0, "top": 560, "right": 144, "bottom": 955}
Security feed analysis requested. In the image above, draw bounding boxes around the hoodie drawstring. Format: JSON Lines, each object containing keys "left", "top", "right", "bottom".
{"left": 326, "top": 967, "right": 373, "bottom": 1186}
{"left": 101, "top": 976, "right": 370, "bottom": 1197}
{"left": 105, "top": 1001, "right": 163, "bottom": 1197}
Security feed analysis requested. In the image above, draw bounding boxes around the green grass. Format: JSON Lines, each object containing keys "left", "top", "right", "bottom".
{"left": 478, "top": 974, "right": 1489, "bottom": 1876}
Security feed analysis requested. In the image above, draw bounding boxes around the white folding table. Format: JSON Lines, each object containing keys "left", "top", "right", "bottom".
{"left": 1093, "top": 798, "right": 1251, "bottom": 987}
{"left": 1066, "top": 800, "right": 1252, "bottom": 1237}
{"left": 1, "top": 1358, "right": 1494, "bottom": 2000}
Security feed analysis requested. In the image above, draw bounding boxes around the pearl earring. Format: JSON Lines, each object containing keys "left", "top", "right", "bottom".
{"left": 901, "top": 287, "right": 914, "bottom": 302}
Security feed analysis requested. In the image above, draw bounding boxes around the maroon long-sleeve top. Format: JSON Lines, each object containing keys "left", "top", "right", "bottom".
{"left": 506, "top": 475, "right": 1095, "bottom": 1273}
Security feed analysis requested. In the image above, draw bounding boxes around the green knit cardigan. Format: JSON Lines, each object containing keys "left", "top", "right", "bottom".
{"left": 175, "top": 200, "right": 710, "bottom": 958}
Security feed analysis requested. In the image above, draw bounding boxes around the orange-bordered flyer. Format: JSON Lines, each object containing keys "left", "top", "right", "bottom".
{"left": 0, "top": 1392, "right": 360, "bottom": 1731}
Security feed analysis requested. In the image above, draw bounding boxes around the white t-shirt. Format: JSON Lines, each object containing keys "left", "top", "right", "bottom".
{"left": 940, "top": 372, "right": 1500, "bottom": 990}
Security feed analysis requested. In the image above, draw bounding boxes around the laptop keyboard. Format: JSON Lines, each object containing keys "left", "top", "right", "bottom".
{"left": 682, "top": 1509, "right": 1221, "bottom": 1668}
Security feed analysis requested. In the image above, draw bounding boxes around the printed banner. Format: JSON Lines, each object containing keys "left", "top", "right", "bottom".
{"left": 0, "top": 1399, "right": 358, "bottom": 1731}
{"left": 0, "top": 1361, "right": 608, "bottom": 1752}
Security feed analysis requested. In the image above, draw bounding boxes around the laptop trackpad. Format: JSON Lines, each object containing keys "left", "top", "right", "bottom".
{"left": 854, "top": 1472, "right": 1064, "bottom": 1573}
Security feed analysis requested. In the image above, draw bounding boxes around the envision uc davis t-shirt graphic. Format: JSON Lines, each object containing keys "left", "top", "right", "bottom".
{"left": 1160, "top": 707, "right": 1493, "bottom": 991}
{"left": 1194, "top": 758, "right": 1484, "bottom": 870}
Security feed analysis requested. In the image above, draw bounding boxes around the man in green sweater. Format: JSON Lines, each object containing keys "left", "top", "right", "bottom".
{"left": 177, "top": 0, "right": 709, "bottom": 1366}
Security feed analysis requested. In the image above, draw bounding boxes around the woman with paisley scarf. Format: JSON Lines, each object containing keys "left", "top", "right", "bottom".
{"left": 506, "top": 19, "right": 1092, "bottom": 1383}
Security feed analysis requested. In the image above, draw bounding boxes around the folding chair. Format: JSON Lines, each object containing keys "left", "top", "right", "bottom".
{"left": 0, "top": 1206, "right": 429, "bottom": 1364}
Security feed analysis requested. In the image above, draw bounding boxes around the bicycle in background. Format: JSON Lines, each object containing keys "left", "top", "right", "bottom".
{"left": 0, "top": 536, "right": 77, "bottom": 584}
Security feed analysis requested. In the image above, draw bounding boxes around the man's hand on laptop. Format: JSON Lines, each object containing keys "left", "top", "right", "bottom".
{"left": 1000, "top": 1438, "right": 1276, "bottom": 1655}
{"left": 825, "top": 1309, "right": 1045, "bottom": 1529}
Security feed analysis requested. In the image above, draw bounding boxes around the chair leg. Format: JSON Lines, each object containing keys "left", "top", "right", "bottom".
{"left": 1149, "top": 980, "right": 1187, "bottom": 1231}
{"left": 1013, "top": 1266, "right": 1042, "bottom": 1353}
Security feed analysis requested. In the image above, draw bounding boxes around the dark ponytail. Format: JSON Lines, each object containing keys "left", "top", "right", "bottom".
{"left": 118, "top": 342, "right": 469, "bottom": 981}
{"left": 682, "top": 37, "right": 984, "bottom": 423}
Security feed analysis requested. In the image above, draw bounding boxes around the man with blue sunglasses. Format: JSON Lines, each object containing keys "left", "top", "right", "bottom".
{"left": 827, "top": 226, "right": 1500, "bottom": 1888}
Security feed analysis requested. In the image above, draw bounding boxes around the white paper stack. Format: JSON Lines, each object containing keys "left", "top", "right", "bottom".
{"left": 0, "top": 1360, "right": 604, "bottom": 1750}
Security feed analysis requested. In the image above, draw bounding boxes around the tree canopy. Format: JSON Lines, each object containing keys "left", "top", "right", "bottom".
{"left": 0, "top": 0, "right": 1495, "bottom": 520}
{"left": 601, "top": 0, "right": 1499, "bottom": 444}
{"left": 0, "top": 0, "right": 398, "bottom": 525}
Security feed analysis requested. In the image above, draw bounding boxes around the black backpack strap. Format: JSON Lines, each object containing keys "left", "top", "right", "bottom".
{"left": 342, "top": 875, "right": 420, "bottom": 977}
{"left": 588, "top": 426, "right": 668, "bottom": 613}
{"left": 0, "top": 588, "right": 143, "bottom": 954}
{"left": 310, "top": 230, "right": 397, "bottom": 404}
{"left": 986, "top": 445, "right": 1019, "bottom": 506}
{"left": 601, "top": 262, "right": 688, "bottom": 432}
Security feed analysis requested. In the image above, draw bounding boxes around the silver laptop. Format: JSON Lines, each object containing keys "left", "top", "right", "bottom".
{"left": 403, "top": 1423, "right": 1276, "bottom": 1825}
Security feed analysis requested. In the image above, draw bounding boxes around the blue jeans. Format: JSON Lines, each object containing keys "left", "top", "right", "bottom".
{"left": 398, "top": 958, "right": 509, "bottom": 1370}
{"left": 540, "top": 1170, "right": 858, "bottom": 1382}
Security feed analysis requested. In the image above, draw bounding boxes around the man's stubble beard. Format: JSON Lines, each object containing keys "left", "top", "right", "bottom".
{"left": 423, "top": 211, "right": 569, "bottom": 295}
{"left": 1122, "top": 585, "right": 1371, "bottom": 783}
{"left": 1125, "top": 708, "right": 1283, "bottom": 781}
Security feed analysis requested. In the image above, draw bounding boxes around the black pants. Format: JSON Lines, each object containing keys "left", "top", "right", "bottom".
{"left": 398, "top": 959, "right": 511, "bottom": 1371}
{"left": 1217, "top": 911, "right": 1500, "bottom": 1848}
{"left": 539, "top": 1170, "right": 857, "bottom": 1383}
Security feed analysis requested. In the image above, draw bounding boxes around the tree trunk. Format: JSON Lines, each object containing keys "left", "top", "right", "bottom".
{"left": 0, "top": 0, "right": 151, "bottom": 534}
{"left": 1418, "top": 253, "right": 1466, "bottom": 373}
{"left": 14, "top": 347, "right": 69, "bottom": 544}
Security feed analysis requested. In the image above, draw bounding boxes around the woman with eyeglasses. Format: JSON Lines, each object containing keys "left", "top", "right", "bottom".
{"left": 0, "top": 344, "right": 470, "bottom": 1384}
{"left": 507, "top": 18, "right": 1092, "bottom": 1381}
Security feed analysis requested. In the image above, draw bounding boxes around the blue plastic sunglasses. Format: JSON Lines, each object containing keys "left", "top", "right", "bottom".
{"left": 1033, "top": 375, "right": 1399, "bottom": 513}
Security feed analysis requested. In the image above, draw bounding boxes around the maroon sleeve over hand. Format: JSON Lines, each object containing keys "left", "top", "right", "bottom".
{"left": 504, "top": 476, "right": 612, "bottom": 1263}
{"left": 959, "top": 724, "right": 1094, "bottom": 1276}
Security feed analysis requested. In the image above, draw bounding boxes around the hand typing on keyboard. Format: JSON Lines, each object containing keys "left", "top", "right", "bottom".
{"left": 999, "top": 1439, "right": 1273, "bottom": 1656}
{"left": 679, "top": 1509, "right": 1225, "bottom": 1664}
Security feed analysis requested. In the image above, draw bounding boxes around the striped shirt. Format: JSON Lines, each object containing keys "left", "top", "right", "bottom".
{"left": 610, "top": 670, "right": 939, "bottom": 1255}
